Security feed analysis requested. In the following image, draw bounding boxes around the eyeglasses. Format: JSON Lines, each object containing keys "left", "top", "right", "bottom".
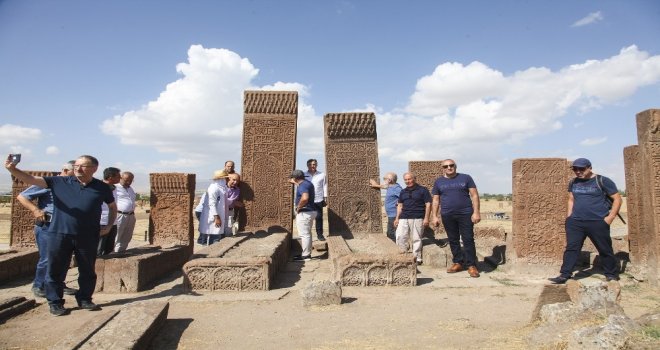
{"left": 572, "top": 166, "right": 587, "bottom": 172}
{"left": 441, "top": 164, "right": 456, "bottom": 169}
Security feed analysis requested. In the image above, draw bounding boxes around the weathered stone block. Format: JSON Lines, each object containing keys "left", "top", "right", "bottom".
{"left": 301, "top": 280, "right": 342, "bottom": 307}
{"left": 0, "top": 296, "right": 36, "bottom": 322}
{"left": 95, "top": 245, "right": 189, "bottom": 293}
{"left": 183, "top": 231, "right": 291, "bottom": 291}
{"left": 149, "top": 173, "right": 195, "bottom": 257}
{"left": 327, "top": 235, "right": 416, "bottom": 286}
{"left": 0, "top": 248, "right": 39, "bottom": 283}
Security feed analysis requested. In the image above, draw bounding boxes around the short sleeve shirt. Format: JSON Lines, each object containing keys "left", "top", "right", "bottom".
{"left": 398, "top": 184, "right": 432, "bottom": 219}
{"left": 569, "top": 176, "right": 617, "bottom": 220}
{"left": 431, "top": 173, "right": 476, "bottom": 216}
{"left": 19, "top": 185, "right": 54, "bottom": 214}
{"left": 295, "top": 180, "right": 316, "bottom": 212}
{"left": 44, "top": 176, "right": 115, "bottom": 236}
{"left": 384, "top": 183, "right": 402, "bottom": 217}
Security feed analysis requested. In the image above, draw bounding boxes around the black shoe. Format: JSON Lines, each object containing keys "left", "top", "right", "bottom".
{"left": 293, "top": 255, "right": 311, "bottom": 261}
{"left": 606, "top": 276, "right": 620, "bottom": 282}
{"left": 548, "top": 276, "right": 569, "bottom": 284}
{"left": 77, "top": 300, "right": 101, "bottom": 311}
{"left": 317, "top": 235, "right": 326, "bottom": 241}
{"left": 49, "top": 304, "right": 69, "bottom": 316}
{"left": 63, "top": 286, "right": 77, "bottom": 295}
{"left": 32, "top": 287, "right": 46, "bottom": 298}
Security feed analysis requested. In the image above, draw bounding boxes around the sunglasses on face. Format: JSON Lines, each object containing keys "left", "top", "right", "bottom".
{"left": 442, "top": 164, "right": 456, "bottom": 169}
{"left": 572, "top": 166, "right": 587, "bottom": 172}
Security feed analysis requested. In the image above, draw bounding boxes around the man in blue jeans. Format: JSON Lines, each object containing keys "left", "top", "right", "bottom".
{"left": 370, "top": 172, "right": 402, "bottom": 242}
{"left": 6, "top": 154, "right": 116, "bottom": 316}
{"left": 16, "top": 161, "right": 78, "bottom": 298}
{"left": 549, "top": 158, "right": 622, "bottom": 284}
{"left": 431, "top": 159, "right": 481, "bottom": 278}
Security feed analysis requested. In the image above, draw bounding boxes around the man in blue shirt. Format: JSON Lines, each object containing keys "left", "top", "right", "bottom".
{"left": 394, "top": 172, "right": 431, "bottom": 265}
{"left": 304, "top": 159, "right": 328, "bottom": 241}
{"left": 290, "top": 169, "right": 316, "bottom": 261}
{"left": 549, "top": 158, "right": 622, "bottom": 284}
{"left": 16, "top": 161, "right": 78, "bottom": 298}
{"left": 431, "top": 159, "right": 481, "bottom": 278}
{"left": 370, "top": 172, "right": 402, "bottom": 242}
{"left": 6, "top": 154, "right": 116, "bottom": 316}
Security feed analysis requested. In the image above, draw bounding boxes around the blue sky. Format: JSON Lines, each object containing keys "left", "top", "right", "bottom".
{"left": 1, "top": 0, "right": 659, "bottom": 194}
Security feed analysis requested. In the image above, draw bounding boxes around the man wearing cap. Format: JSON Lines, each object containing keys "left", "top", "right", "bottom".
{"left": 16, "top": 161, "right": 78, "bottom": 298}
{"left": 197, "top": 170, "right": 229, "bottom": 245}
{"left": 431, "top": 159, "right": 481, "bottom": 278}
{"left": 549, "top": 158, "right": 622, "bottom": 284}
{"left": 290, "top": 169, "right": 316, "bottom": 261}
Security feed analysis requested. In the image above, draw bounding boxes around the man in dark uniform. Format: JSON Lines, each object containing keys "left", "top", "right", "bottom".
{"left": 549, "top": 158, "right": 622, "bottom": 284}
{"left": 6, "top": 154, "right": 116, "bottom": 316}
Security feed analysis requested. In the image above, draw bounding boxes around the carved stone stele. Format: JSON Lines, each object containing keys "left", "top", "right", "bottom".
{"left": 324, "top": 112, "right": 382, "bottom": 238}
{"left": 10, "top": 171, "right": 58, "bottom": 247}
{"left": 240, "top": 90, "right": 298, "bottom": 233}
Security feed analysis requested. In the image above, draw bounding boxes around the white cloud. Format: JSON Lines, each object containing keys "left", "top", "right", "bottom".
{"left": 0, "top": 124, "right": 41, "bottom": 145}
{"left": 571, "top": 11, "right": 604, "bottom": 27}
{"left": 45, "top": 146, "right": 59, "bottom": 155}
{"left": 580, "top": 137, "right": 607, "bottom": 146}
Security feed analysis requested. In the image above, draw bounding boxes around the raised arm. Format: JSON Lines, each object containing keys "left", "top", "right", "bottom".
{"left": 5, "top": 155, "right": 47, "bottom": 188}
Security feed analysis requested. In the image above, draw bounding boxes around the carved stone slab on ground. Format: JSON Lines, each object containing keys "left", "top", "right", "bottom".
{"left": 0, "top": 248, "right": 39, "bottom": 283}
{"left": 327, "top": 235, "right": 416, "bottom": 286}
{"left": 95, "top": 245, "right": 189, "bottom": 293}
{"left": 301, "top": 280, "right": 342, "bottom": 307}
{"left": 183, "top": 231, "right": 291, "bottom": 291}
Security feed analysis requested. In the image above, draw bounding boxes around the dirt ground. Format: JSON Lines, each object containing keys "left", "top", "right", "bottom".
{"left": 1, "top": 199, "right": 658, "bottom": 349}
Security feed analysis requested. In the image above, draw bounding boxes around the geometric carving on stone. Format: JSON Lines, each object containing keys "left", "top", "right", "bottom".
{"left": 512, "top": 158, "right": 573, "bottom": 265}
{"left": 149, "top": 173, "right": 195, "bottom": 257}
{"left": 624, "top": 145, "right": 644, "bottom": 264}
{"left": 327, "top": 235, "right": 416, "bottom": 286}
{"left": 409, "top": 161, "right": 445, "bottom": 237}
{"left": 325, "top": 113, "right": 382, "bottom": 238}
{"left": 240, "top": 90, "right": 298, "bottom": 233}
{"left": 182, "top": 231, "right": 290, "bottom": 291}
{"left": 10, "top": 171, "right": 58, "bottom": 247}
{"left": 628, "top": 109, "right": 660, "bottom": 283}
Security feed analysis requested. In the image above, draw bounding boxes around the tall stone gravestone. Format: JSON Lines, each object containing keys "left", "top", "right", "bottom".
{"left": 149, "top": 173, "right": 195, "bottom": 256}
{"left": 324, "top": 112, "right": 382, "bottom": 238}
{"left": 409, "top": 161, "right": 445, "bottom": 237}
{"left": 240, "top": 90, "right": 298, "bottom": 233}
{"left": 624, "top": 109, "right": 660, "bottom": 283}
{"left": 10, "top": 171, "right": 57, "bottom": 247}
{"left": 512, "top": 158, "right": 572, "bottom": 265}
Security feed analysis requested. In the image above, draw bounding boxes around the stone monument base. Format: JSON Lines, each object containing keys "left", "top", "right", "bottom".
{"left": 0, "top": 248, "right": 39, "bottom": 283}
{"left": 327, "top": 235, "right": 417, "bottom": 286}
{"left": 182, "top": 231, "right": 290, "bottom": 291}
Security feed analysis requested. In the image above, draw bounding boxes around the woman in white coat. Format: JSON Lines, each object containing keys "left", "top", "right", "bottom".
{"left": 197, "top": 170, "right": 229, "bottom": 245}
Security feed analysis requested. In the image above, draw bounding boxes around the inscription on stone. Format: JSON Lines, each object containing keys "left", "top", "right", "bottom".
{"left": 240, "top": 90, "right": 298, "bottom": 233}
{"left": 409, "top": 161, "right": 445, "bottom": 237}
{"left": 149, "top": 173, "right": 195, "bottom": 253}
{"left": 325, "top": 113, "right": 382, "bottom": 237}
{"left": 512, "top": 159, "right": 572, "bottom": 265}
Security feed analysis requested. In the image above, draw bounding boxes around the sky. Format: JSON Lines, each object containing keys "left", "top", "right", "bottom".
{"left": 1, "top": 0, "right": 659, "bottom": 194}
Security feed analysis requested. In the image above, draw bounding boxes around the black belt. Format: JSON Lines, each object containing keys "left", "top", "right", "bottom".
{"left": 118, "top": 211, "right": 134, "bottom": 215}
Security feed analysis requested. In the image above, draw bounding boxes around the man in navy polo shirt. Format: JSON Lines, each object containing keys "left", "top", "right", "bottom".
{"left": 394, "top": 172, "right": 431, "bottom": 265}
{"left": 549, "top": 158, "right": 622, "bottom": 284}
{"left": 5, "top": 154, "right": 116, "bottom": 316}
{"left": 431, "top": 159, "right": 481, "bottom": 278}
{"left": 290, "top": 169, "right": 316, "bottom": 261}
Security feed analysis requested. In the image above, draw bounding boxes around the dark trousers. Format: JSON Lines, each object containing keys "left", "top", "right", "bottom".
{"left": 386, "top": 217, "right": 396, "bottom": 242}
{"left": 560, "top": 218, "right": 618, "bottom": 278}
{"left": 97, "top": 225, "right": 117, "bottom": 256}
{"left": 441, "top": 213, "right": 477, "bottom": 267}
{"left": 45, "top": 233, "right": 99, "bottom": 306}
{"left": 314, "top": 203, "right": 323, "bottom": 237}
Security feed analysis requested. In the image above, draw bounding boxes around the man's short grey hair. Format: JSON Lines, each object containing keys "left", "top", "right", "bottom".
{"left": 386, "top": 172, "right": 397, "bottom": 183}
{"left": 62, "top": 160, "right": 75, "bottom": 171}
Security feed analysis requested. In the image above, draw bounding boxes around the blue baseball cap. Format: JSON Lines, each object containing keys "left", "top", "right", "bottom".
{"left": 572, "top": 158, "right": 591, "bottom": 168}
